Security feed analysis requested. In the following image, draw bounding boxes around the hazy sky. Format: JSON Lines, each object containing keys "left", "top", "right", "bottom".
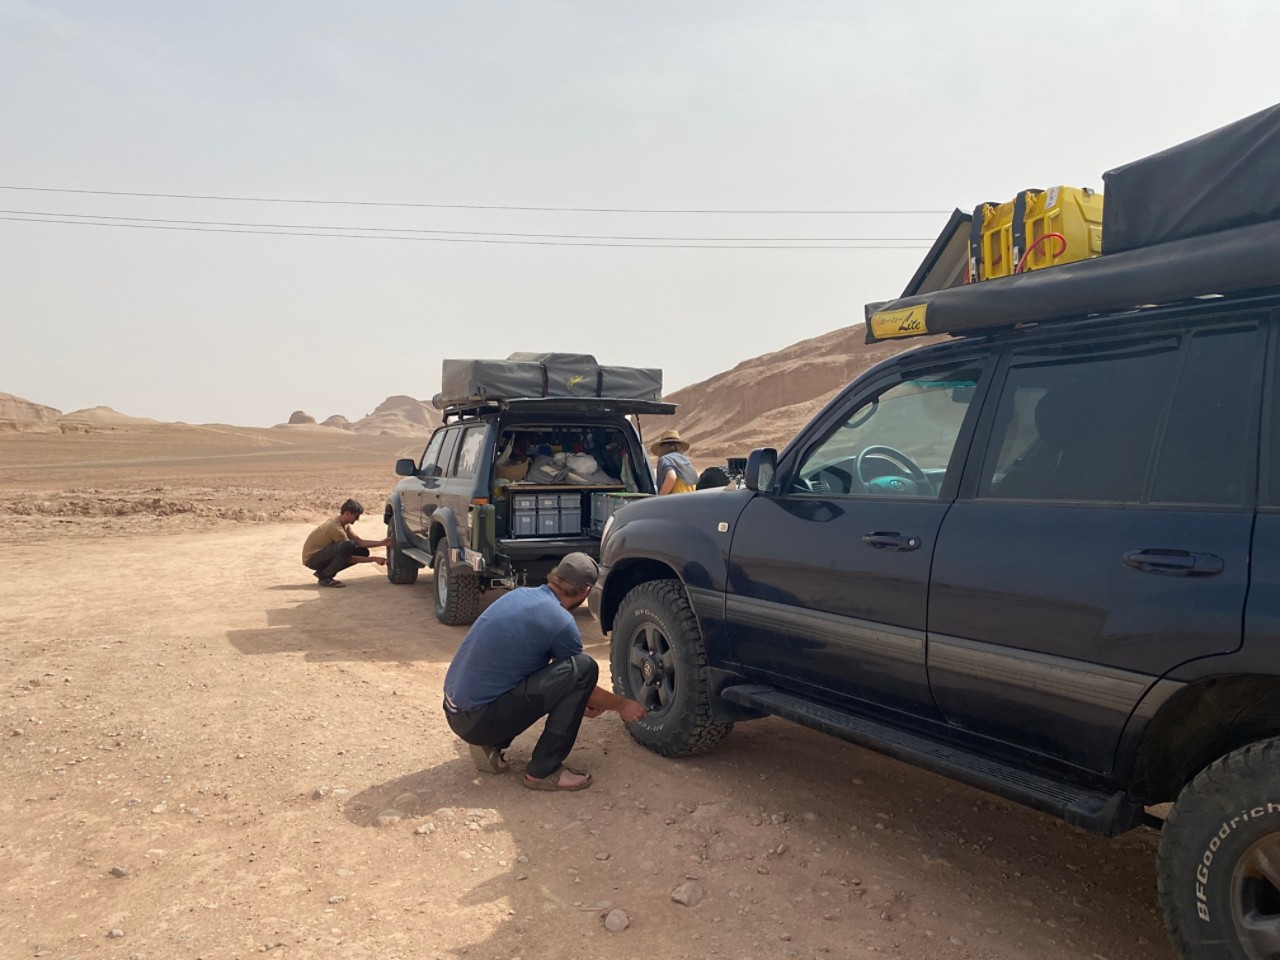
{"left": 3, "top": 1, "right": 1278, "bottom": 426}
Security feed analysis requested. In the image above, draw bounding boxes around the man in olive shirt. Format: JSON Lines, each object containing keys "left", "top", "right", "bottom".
{"left": 302, "top": 498, "right": 390, "bottom": 587}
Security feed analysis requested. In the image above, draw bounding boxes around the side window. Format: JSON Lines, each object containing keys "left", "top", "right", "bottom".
{"left": 1152, "top": 323, "right": 1263, "bottom": 506}
{"left": 453, "top": 426, "right": 487, "bottom": 480}
{"left": 791, "top": 362, "right": 984, "bottom": 499}
{"left": 436, "top": 428, "right": 462, "bottom": 478}
{"left": 978, "top": 334, "right": 1181, "bottom": 502}
{"left": 420, "top": 431, "right": 446, "bottom": 478}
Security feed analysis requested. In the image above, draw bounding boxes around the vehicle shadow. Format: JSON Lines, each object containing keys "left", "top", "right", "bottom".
{"left": 227, "top": 573, "right": 504, "bottom": 663}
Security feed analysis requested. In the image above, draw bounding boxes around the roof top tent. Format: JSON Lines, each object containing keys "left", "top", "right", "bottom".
{"left": 434, "top": 352, "right": 664, "bottom": 411}
{"left": 867, "top": 101, "right": 1280, "bottom": 344}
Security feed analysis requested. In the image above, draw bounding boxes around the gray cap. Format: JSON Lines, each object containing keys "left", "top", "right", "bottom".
{"left": 553, "top": 552, "right": 599, "bottom": 589}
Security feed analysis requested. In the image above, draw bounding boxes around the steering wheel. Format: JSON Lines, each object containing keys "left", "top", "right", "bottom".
{"left": 856, "top": 445, "right": 930, "bottom": 492}
{"left": 801, "top": 464, "right": 854, "bottom": 495}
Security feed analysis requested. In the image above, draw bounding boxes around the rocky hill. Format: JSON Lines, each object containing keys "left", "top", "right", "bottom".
{"left": 663, "top": 324, "right": 943, "bottom": 461}
{"left": 5, "top": 324, "right": 940, "bottom": 450}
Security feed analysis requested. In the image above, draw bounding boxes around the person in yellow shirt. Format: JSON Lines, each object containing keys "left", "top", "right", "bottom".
{"left": 301, "top": 498, "right": 390, "bottom": 588}
{"left": 650, "top": 429, "right": 698, "bottom": 495}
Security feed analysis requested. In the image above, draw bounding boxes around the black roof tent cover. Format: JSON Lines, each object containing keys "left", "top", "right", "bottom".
{"left": 899, "top": 209, "right": 972, "bottom": 298}
{"left": 435, "top": 353, "right": 663, "bottom": 410}
{"left": 1103, "top": 102, "right": 1280, "bottom": 255}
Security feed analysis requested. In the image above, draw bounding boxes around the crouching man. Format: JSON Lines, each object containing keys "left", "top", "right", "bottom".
{"left": 301, "top": 498, "right": 390, "bottom": 588}
{"left": 442, "top": 553, "right": 647, "bottom": 791}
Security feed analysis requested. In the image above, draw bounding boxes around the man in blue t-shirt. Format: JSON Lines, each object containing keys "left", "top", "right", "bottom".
{"left": 442, "top": 553, "right": 647, "bottom": 791}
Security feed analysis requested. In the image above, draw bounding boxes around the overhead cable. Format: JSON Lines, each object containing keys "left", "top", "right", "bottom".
{"left": 0, "top": 208, "right": 934, "bottom": 244}
{"left": 0, "top": 216, "right": 933, "bottom": 249}
{"left": 0, "top": 184, "right": 951, "bottom": 216}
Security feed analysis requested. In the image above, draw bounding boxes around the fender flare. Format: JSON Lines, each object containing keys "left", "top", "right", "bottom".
{"left": 429, "top": 506, "right": 464, "bottom": 563}
{"left": 383, "top": 493, "right": 414, "bottom": 545}
{"left": 599, "top": 515, "right": 729, "bottom": 640}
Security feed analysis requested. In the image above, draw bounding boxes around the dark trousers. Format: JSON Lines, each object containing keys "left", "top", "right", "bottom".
{"left": 305, "top": 540, "right": 369, "bottom": 580}
{"left": 445, "top": 654, "right": 598, "bottom": 778}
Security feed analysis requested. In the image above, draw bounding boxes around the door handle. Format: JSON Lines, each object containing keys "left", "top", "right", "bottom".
{"left": 863, "top": 532, "right": 922, "bottom": 551}
{"left": 1122, "top": 549, "right": 1224, "bottom": 576}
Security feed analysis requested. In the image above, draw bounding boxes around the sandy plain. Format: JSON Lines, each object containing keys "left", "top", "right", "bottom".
{"left": 0, "top": 423, "right": 1176, "bottom": 959}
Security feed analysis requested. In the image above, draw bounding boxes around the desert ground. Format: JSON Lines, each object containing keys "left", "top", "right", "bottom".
{"left": 0, "top": 423, "right": 1177, "bottom": 960}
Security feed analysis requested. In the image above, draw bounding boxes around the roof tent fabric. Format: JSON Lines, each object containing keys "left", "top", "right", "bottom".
{"left": 865, "top": 215, "right": 1280, "bottom": 343}
{"left": 1102, "top": 102, "right": 1280, "bottom": 254}
{"left": 436, "top": 353, "right": 662, "bottom": 409}
{"left": 900, "top": 209, "right": 972, "bottom": 297}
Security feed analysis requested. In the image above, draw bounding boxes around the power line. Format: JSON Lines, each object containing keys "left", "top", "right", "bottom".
{"left": 0, "top": 184, "right": 951, "bottom": 216}
{"left": 0, "top": 208, "right": 934, "bottom": 244}
{"left": 0, "top": 216, "right": 934, "bottom": 249}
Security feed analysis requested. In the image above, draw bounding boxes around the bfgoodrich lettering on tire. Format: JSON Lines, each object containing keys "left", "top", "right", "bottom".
{"left": 610, "top": 579, "right": 732, "bottom": 758}
{"left": 1158, "top": 738, "right": 1280, "bottom": 960}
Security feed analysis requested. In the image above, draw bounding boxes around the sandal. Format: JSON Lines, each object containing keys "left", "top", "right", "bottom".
{"left": 523, "top": 764, "right": 592, "bottom": 792}
{"left": 318, "top": 578, "right": 346, "bottom": 588}
{"left": 469, "top": 744, "right": 510, "bottom": 774}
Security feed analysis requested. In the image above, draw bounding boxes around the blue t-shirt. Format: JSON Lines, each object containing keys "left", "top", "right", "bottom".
{"left": 443, "top": 585, "right": 583, "bottom": 710}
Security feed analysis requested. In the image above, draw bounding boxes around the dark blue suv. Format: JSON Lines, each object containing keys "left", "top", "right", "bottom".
{"left": 590, "top": 278, "right": 1280, "bottom": 959}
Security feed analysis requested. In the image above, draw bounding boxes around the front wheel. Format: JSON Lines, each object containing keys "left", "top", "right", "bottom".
{"left": 1158, "top": 737, "right": 1280, "bottom": 960}
{"left": 610, "top": 579, "right": 733, "bottom": 757}
{"left": 385, "top": 521, "right": 418, "bottom": 585}
{"left": 433, "top": 538, "right": 480, "bottom": 626}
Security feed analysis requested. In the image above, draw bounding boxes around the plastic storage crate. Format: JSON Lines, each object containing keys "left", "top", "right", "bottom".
{"left": 590, "top": 492, "right": 649, "bottom": 535}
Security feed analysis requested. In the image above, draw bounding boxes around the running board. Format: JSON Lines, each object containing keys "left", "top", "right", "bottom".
{"left": 403, "top": 546, "right": 433, "bottom": 567}
{"left": 720, "top": 684, "right": 1141, "bottom": 836}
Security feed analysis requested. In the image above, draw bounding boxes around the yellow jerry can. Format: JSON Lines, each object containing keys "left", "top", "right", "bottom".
{"left": 968, "top": 186, "right": 1104, "bottom": 282}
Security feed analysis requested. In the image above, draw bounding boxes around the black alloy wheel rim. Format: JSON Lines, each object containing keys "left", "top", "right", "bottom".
{"left": 627, "top": 621, "right": 674, "bottom": 715}
{"left": 1231, "top": 831, "right": 1280, "bottom": 959}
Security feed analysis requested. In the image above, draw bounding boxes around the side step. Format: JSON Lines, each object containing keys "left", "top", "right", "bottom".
{"left": 720, "top": 684, "right": 1141, "bottom": 836}
{"left": 403, "top": 546, "right": 433, "bottom": 567}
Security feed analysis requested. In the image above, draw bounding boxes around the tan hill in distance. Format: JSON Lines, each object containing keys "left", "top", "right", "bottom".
{"left": 278, "top": 395, "right": 440, "bottom": 437}
{"left": 663, "top": 324, "right": 943, "bottom": 462}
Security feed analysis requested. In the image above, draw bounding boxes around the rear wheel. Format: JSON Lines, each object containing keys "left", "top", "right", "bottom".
{"left": 1158, "top": 737, "right": 1280, "bottom": 960}
{"left": 385, "top": 521, "right": 418, "bottom": 585}
{"left": 433, "top": 537, "right": 480, "bottom": 626}
{"left": 610, "top": 579, "right": 732, "bottom": 757}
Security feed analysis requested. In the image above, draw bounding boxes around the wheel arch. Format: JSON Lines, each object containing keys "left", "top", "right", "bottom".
{"left": 597, "top": 515, "right": 728, "bottom": 634}
{"left": 429, "top": 508, "right": 463, "bottom": 562}
{"left": 1126, "top": 674, "right": 1280, "bottom": 803}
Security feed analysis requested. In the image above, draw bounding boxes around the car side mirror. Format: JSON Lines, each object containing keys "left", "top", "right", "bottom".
{"left": 395, "top": 458, "right": 416, "bottom": 477}
{"left": 745, "top": 448, "right": 777, "bottom": 492}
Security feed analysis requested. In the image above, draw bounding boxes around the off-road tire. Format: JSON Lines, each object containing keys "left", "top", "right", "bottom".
{"left": 1158, "top": 737, "right": 1280, "bottom": 960}
{"left": 433, "top": 538, "right": 480, "bottom": 626}
{"left": 610, "top": 579, "right": 733, "bottom": 757}
{"left": 385, "top": 521, "right": 418, "bottom": 585}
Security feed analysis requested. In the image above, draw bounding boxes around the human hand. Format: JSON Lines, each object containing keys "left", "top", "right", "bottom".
{"left": 372, "top": 556, "right": 388, "bottom": 567}
{"left": 617, "top": 700, "right": 647, "bottom": 723}
{"left": 584, "top": 705, "right": 604, "bottom": 719}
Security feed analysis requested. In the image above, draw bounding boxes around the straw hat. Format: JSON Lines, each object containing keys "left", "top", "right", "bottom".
{"left": 648, "top": 428, "right": 691, "bottom": 456}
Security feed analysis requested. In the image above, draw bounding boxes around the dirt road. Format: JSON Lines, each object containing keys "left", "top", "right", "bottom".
{"left": 0, "top": 521, "right": 1177, "bottom": 960}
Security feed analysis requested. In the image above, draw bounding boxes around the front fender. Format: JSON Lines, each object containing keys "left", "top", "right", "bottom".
{"left": 599, "top": 490, "right": 754, "bottom": 629}
{"left": 384, "top": 493, "right": 414, "bottom": 546}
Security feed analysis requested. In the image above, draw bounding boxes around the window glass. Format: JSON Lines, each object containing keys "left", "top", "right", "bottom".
{"left": 791, "top": 363, "right": 983, "bottom": 498}
{"left": 1153, "top": 324, "right": 1262, "bottom": 506}
{"left": 420, "top": 431, "right": 446, "bottom": 477}
{"left": 454, "top": 426, "right": 487, "bottom": 480}
{"left": 979, "top": 335, "right": 1180, "bottom": 502}
{"left": 436, "top": 429, "right": 462, "bottom": 478}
